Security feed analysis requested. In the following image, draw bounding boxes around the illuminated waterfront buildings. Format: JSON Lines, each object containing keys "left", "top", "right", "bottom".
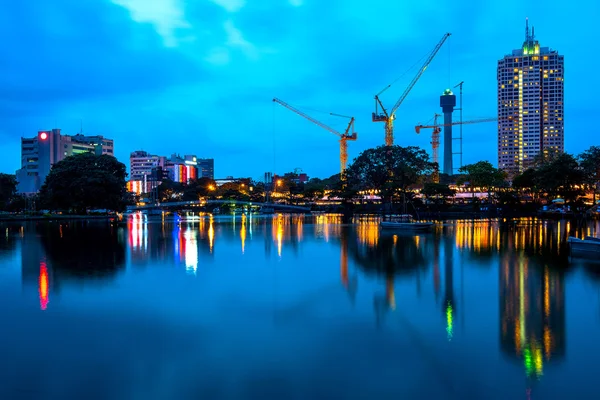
{"left": 497, "top": 19, "right": 564, "bottom": 175}
{"left": 128, "top": 151, "right": 214, "bottom": 194}
{"left": 16, "top": 129, "right": 114, "bottom": 194}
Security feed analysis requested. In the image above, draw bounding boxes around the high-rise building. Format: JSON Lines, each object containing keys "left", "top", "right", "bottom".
{"left": 497, "top": 19, "right": 564, "bottom": 175}
{"left": 197, "top": 158, "right": 214, "bottom": 179}
{"left": 16, "top": 129, "right": 114, "bottom": 194}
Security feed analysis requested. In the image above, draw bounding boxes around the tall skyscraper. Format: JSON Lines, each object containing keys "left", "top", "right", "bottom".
{"left": 497, "top": 19, "right": 564, "bottom": 175}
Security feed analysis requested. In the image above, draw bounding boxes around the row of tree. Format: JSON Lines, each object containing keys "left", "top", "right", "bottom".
{"left": 1, "top": 145, "right": 598, "bottom": 214}
{"left": 0, "top": 153, "right": 129, "bottom": 214}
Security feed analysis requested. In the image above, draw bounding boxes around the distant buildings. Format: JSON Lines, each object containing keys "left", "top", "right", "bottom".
{"left": 16, "top": 129, "right": 114, "bottom": 194}
{"left": 497, "top": 19, "right": 564, "bottom": 175}
{"left": 127, "top": 150, "right": 214, "bottom": 194}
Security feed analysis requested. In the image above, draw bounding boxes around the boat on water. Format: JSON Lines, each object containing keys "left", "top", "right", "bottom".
{"left": 568, "top": 236, "right": 600, "bottom": 255}
{"left": 379, "top": 214, "right": 434, "bottom": 231}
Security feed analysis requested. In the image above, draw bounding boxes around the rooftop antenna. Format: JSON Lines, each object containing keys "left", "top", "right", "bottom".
{"left": 525, "top": 17, "right": 529, "bottom": 40}
{"left": 532, "top": 26, "right": 535, "bottom": 40}
{"left": 80, "top": 119, "right": 83, "bottom": 134}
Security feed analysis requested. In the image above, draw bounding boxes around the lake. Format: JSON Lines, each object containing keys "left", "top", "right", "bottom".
{"left": 1, "top": 214, "right": 600, "bottom": 400}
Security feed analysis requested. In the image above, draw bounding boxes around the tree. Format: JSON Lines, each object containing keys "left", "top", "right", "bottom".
{"left": 0, "top": 173, "right": 17, "bottom": 210}
{"left": 216, "top": 182, "right": 249, "bottom": 201}
{"left": 579, "top": 146, "right": 600, "bottom": 203}
{"left": 182, "top": 177, "right": 217, "bottom": 201}
{"left": 157, "top": 179, "right": 184, "bottom": 202}
{"left": 534, "top": 152, "right": 584, "bottom": 202}
{"left": 458, "top": 161, "right": 506, "bottom": 201}
{"left": 39, "top": 153, "right": 127, "bottom": 213}
{"left": 344, "top": 145, "right": 436, "bottom": 210}
{"left": 421, "top": 183, "right": 456, "bottom": 205}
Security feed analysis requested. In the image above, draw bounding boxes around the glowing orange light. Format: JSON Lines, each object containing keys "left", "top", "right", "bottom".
{"left": 40, "top": 132, "right": 48, "bottom": 140}
{"left": 39, "top": 262, "right": 49, "bottom": 310}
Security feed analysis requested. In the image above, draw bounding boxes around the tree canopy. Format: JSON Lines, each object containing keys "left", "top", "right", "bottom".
{"left": 458, "top": 161, "right": 506, "bottom": 190}
{"left": 39, "top": 153, "right": 127, "bottom": 213}
{"left": 344, "top": 145, "right": 436, "bottom": 200}
{"left": 0, "top": 173, "right": 17, "bottom": 210}
{"left": 579, "top": 146, "right": 600, "bottom": 201}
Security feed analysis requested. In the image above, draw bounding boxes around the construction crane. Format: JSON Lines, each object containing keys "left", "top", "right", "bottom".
{"left": 415, "top": 116, "right": 498, "bottom": 181}
{"left": 372, "top": 33, "right": 451, "bottom": 146}
{"left": 273, "top": 98, "right": 357, "bottom": 174}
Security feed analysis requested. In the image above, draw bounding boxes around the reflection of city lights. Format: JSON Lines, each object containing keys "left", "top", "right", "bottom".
{"left": 39, "top": 262, "right": 49, "bottom": 311}
{"left": 386, "top": 277, "right": 395, "bottom": 310}
{"left": 357, "top": 223, "right": 379, "bottom": 247}
{"left": 543, "top": 327, "right": 552, "bottom": 360}
{"left": 208, "top": 218, "right": 214, "bottom": 253}
{"left": 519, "top": 259, "right": 526, "bottom": 347}
{"left": 241, "top": 217, "right": 246, "bottom": 254}
{"left": 184, "top": 229, "right": 198, "bottom": 274}
{"left": 277, "top": 218, "right": 283, "bottom": 257}
{"left": 446, "top": 302, "right": 453, "bottom": 341}
{"left": 544, "top": 268, "right": 550, "bottom": 318}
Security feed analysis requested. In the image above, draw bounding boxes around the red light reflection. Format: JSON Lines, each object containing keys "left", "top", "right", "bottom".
{"left": 39, "top": 262, "right": 49, "bottom": 310}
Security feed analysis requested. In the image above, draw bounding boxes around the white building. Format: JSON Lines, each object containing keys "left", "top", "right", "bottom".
{"left": 16, "top": 129, "right": 114, "bottom": 194}
{"left": 497, "top": 19, "right": 564, "bottom": 175}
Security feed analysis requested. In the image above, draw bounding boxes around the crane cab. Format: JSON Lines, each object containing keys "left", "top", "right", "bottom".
{"left": 372, "top": 113, "right": 387, "bottom": 122}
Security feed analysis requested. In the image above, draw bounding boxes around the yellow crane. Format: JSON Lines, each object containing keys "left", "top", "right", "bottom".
{"left": 372, "top": 33, "right": 451, "bottom": 146}
{"left": 273, "top": 98, "right": 357, "bottom": 174}
{"left": 415, "top": 116, "right": 498, "bottom": 181}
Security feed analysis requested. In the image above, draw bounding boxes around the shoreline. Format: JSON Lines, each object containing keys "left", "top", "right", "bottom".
{"left": 0, "top": 215, "right": 116, "bottom": 222}
{"left": 0, "top": 211, "right": 595, "bottom": 223}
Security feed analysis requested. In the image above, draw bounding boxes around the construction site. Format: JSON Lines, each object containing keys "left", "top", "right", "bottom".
{"left": 273, "top": 32, "right": 498, "bottom": 181}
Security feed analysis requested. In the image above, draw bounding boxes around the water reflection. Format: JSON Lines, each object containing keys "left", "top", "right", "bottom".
{"left": 1, "top": 216, "right": 599, "bottom": 399}
{"left": 500, "top": 254, "right": 565, "bottom": 383}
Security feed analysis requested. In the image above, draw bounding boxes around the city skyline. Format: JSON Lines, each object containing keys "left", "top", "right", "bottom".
{"left": 1, "top": 1, "right": 597, "bottom": 179}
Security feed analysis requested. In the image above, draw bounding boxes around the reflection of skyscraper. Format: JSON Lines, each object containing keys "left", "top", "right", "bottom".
{"left": 443, "top": 234, "right": 455, "bottom": 340}
{"left": 499, "top": 255, "right": 565, "bottom": 380}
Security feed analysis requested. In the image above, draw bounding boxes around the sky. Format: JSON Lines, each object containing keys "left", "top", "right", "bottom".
{"left": 0, "top": 0, "right": 598, "bottom": 181}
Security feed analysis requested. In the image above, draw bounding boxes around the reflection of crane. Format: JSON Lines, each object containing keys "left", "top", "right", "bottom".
{"left": 372, "top": 33, "right": 451, "bottom": 146}
{"left": 340, "top": 230, "right": 357, "bottom": 304}
{"left": 273, "top": 98, "right": 357, "bottom": 174}
{"left": 374, "top": 274, "right": 396, "bottom": 327}
{"left": 415, "top": 116, "right": 498, "bottom": 181}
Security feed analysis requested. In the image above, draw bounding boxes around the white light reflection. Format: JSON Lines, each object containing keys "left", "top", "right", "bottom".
{"left": 184, "top": 228, "right": 198, "bottom": 275}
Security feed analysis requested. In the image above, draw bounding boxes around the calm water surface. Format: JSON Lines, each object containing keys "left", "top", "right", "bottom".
{"left": 1, "top": 215, "right": 600, "bottom": 400}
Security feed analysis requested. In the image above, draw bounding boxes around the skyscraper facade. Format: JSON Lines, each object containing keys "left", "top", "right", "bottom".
{"left": 497, "top": 20, "right": 564, "bottom": 175}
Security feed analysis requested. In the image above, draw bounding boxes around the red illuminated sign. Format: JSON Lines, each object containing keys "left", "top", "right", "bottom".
{"left": 40, "top": 132, "right": 48, "bottom": 140}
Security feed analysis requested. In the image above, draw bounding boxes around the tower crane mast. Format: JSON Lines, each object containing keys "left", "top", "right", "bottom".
{"left": 415, "top": 116, "right": 498, "bottom": 182}
{"left": 273, "top": 98, "right": 357, "bottom": 174}
{"left": 373, "top": 33, "right": 451, "bottom": 146}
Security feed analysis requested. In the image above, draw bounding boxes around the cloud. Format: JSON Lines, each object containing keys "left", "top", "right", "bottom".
{"left": 111, "top": 0, "right": 191, "bottom": 47}
{"left": 224, "top": 20, "right": 258, "bottom": 59}
{"left": 210, "top": 0, "right": 246, "bottom": 12}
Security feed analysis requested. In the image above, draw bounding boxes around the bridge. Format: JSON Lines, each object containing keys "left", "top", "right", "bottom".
{"left": 127, "top": 199, "right": 311, "bottom": 212}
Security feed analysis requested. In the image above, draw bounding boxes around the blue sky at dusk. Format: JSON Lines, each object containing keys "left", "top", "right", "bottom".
{"left": 0, "top": 0, "right": 597, "bottom": 180}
